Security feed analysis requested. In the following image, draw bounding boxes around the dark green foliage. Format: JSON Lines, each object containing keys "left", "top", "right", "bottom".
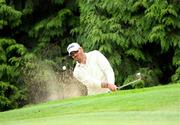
{"left": 171, "top": 48, "right": 180, "bottom": 82}
{"left": 0, "top": 0, "right": 78, "bottom": 111}
{"left": 0, "top": 0, "right": 22, "bottom": 29}
{"left": 0, "top": 81, "right": 26, "bottom": 111}
{"left": 27, "top": 0, "right": 79, "bottom": 54}
{"left": 0, "top": 38, "right": 27, "bottom": 111}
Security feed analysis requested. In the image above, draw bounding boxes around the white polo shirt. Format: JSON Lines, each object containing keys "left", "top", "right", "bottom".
{"left": 73, "top": 50, "right": 115, "bottom": 95}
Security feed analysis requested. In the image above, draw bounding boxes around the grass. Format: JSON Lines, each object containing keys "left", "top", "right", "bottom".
{"left": 0, "top": 83, "right": 180, "bottom": 125}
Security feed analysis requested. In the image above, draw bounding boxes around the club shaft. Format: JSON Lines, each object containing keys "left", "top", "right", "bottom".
{"left": 117, "top": 78, "right": 141, "bottom": 90}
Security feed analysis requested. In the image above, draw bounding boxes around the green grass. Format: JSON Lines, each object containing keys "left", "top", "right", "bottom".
{"left": 0, "top": 83, "right": 180, "bottom": 125}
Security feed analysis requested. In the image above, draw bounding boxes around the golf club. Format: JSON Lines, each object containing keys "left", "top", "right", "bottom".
{"left": 117, "top": 73, "right": 142, "bottom": 90}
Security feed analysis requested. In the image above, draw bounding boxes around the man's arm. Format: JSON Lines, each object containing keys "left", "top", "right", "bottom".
{"left": 95, "top": 51, "right": 115, "bottom": 84}
{"left": 73, "top": 68, "right": 102, "bottom": 88}
{"left": 74, "top": 70, "right": 116, "bottom": 91}
{"left": 95, "top": 51, "right": 117, "bottom": 91}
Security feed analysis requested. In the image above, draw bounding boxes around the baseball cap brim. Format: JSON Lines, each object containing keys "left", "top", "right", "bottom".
{"left": 67, "top": 43, "right": 80, "bottom": 56}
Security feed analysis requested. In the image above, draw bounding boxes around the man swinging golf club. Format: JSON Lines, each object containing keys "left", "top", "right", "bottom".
{"left": 67, "top": 43, "right": 117, "bottom": 95}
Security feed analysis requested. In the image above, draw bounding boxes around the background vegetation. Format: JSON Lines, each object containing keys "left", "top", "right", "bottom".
{"left": 0, "top": 0, "right": 180, "bottom": 111}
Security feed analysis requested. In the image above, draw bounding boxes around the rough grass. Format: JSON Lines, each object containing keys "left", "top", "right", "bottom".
{"left": 0, "top": 83, "right": 180, "bottom": 125}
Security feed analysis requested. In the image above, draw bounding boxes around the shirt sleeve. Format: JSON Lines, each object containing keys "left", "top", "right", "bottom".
{"left": 73, "top": 66, "right": 102, "bottom": 88}
{"left": 95, "top": 50, "right": 115, "bottom": 84}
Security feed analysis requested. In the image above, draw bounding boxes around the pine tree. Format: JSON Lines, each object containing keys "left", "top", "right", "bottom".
{"left": 0, "top": 38, "right": 27, "bottom": 111}
{"left": 0, "top": 0, "right": 79, "bottom": 110}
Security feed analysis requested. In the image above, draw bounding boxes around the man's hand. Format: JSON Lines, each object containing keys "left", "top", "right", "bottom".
{"left": 101, "top": 82, "right": 117, "bottom": 91}
{"left": 108, "top": 83, "right": 117, "bottom": 91}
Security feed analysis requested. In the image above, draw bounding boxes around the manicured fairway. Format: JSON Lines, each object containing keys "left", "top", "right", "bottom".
{"left": 0, "top": 84, "right": 180, "bottom": 125}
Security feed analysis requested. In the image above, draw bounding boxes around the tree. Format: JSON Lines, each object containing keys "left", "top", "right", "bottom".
{"left": 0, "top": 38, "right": 27, "bottom": 111}
{"left": 0, "top": 0, "right": 79, "bottom": 111}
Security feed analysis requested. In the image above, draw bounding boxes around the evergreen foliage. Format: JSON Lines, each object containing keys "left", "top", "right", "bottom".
{"left": 172, "top": 48, "right": 180, "bottom": 82}
{"left": 27, "top": 0, "right": 79, "bottom": 53}
{"left": 0, "top": 38, "right": 27, "bottom": 111}
{"left": 1, "top": 0, "right": 79, "bottom": 111}
{"left": 0, "top": 0, "right": 22, "bottom": 28}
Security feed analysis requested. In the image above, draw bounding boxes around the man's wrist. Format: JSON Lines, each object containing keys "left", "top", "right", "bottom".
{"left": 101, "top": 82, "right": 108, "bottom": 88}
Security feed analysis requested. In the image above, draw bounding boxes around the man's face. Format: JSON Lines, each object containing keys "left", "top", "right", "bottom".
{"left": 70, "top": 48, "right": 83, "bottom": 62}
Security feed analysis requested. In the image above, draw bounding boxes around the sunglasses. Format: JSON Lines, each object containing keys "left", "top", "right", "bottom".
{"left": 70, "top": 50, "right": 79, "bottom": 57}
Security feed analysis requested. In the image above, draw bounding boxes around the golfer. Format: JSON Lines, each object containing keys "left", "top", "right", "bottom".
{"left": 67, "top": 43, "right": 117, "bottom": 95}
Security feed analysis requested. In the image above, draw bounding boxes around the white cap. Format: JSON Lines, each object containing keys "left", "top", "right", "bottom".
{"left": 67, "top": 43, "right": 80, "bottom": 55}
